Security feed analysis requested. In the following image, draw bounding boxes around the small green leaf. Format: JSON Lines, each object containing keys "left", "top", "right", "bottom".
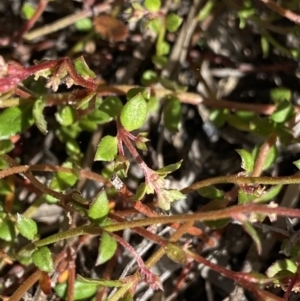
{"left": 163, "top": 97, "right": 181, "bottom": 132}
{"left": 16, "top": 214, "right": 38, "bottom": 240}
{"left": 250, "top": 118, "right": 275, "bottom": 137}
{"left": 0, "top": 105, "right": 34, "bottom": 139}
{"left": 50, "top": 162, "right": 78, "bottom": 191}
{"left": 160, "top": 77, "right": 186, "bottom": 91}
{"left": 294, "top": 159, "right": 300, "bottom": 169}
{"left": 156, "top": 160, "right": 182, "bottom": 176}
{"left": 164, "top": 243, "right": 187, "bottom": 264}
{"left": 77, "top": 274, "right": 124, "bottom": 287}
{"left": 130, "top": 183, "right": 147, "bottom": 201}
{"left": 55, "top": 105, "right": 76, "bottom": 126}
{"left": 32, "top": 246, "right": 54, "bottom": 272}
{"left": 152, "top": 55, "right": 167, "bottom": 69}
{"left": 120, "top": 93, "right": 148, "bottom": 131}
{"left": 0, "top": 180, "right": 12, "bottom": 195}
{"left": 55, "top": 280, "right": 98, "bottom": 300}
{"left": 253, "top": 144, "right": 277, "bottom": 171}
{"left": 238, "top": 189, "right": 257, "bottom": 204}
{"left": 21, "top": 3, "right": 35, "bottom": 19}
{"left": 270, "top": 87, "right": 291, "bottom": 103}
{"left": 144, "top": 0, "right": 161, "bottom": 12}
{"left": 0, "top": 219, "right": 15, "bottom": 241}
{"left": 166, "top": 13, "right": 183, "bottom": 32}
{"left": 198, "top": 186, "right": 224, "bottom": 199}
{"left": 271, "top": 100, "right": 294, "bottom": 123}
{"left": 141, "top": 70, "right": 158, "bottom": 86}
{"left": 146, "top": 18, "right": 161, "bottom": 34}
{"left": 96, "top": 231, "right": 117, "bottom": 265}
{"left": 88, "top": 189, "right": 109, "bottom": 222}
{"left": 98, "top": 96, "right": 123, "bottom": 120}
{"left": 94, "top": 135, "right": 118, "bottom": 161}
{"left": 236, "top": 149, "right": 254, "bottom": 173}
{"left": 74, "top": 56, "right": 96, "bottom": 79}
{"left": 157, "top": 41, "right": 170, "bottom": 56}
{"left": 266, "top": 259, "right": 297, "bottom": 278}
{"left": 198, "top": 0, "right": 215, "bottom": 21}
{"left": 254, "top": 185, "right": 282, "bottom": 203}
{"left": 209, "top": 109, "right": 227, "bottom": 127}
{"left": 261, "top": 35, "right": 269, "bottom": 58}
{"left": 242, "top": 221, "right": 262, "bottom": 255}
{"left": 33, "top": 97, "right": 48, "bottom": 135}
{"left": 75, "top": 17, "right": 93, "bottom": 31}
{"left": 157, "top": 189, "right": 185, "bottom": 211}
{"left": 126, "top": 88, "right": 150, "bottom": 101}
{"left": 74, "top": 92, "right": 96, "bottom": 110}
{"left": 0, "top": 140, "right": 14, "bottom": 155}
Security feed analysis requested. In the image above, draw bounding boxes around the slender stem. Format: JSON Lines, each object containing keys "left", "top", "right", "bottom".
{"left": 8, "top": 269, "right": 42, "bottom": 301}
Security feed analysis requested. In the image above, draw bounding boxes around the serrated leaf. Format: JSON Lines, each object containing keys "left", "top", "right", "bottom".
{"left": 0, "top": 219, "right": 15, "bottom": 241}
{"left": 88, "top": 189, "right": 109, "bottom": 222}
{"left": 144, "top": 0, "right": 161, "bottom": 12}
{"left": 75, "top": 17, "right": 93, "bottom": 31}
{"left": 0, "top": 105, "right": 34, "bottom": 139}
{"left": 236, "top": 149, "right": 254, "bottom": 173}
{"left": 163, "top": 97, "right": 181, "bottom": 132}
{"left": 242, "top": 221, "right": 262, "bottom": 255}
{"left": 164, "top": 243, "right": 187, "bottom": 264}
{"left": 271, "top": 100, "right": 294, "bottom": 123}
{"left": 0, "top": 140, "right": 14, "bottom": 155}
{"left": 166, "top": 13, "right": 183, "bottom": 32}
{"left": 74, "top": 56, "right": 96, "bottom": 79}
{"left": 55, "top": 105, "right": 76, "bottom": 126}
{"left": 33, "top": 97, "right": 48, "bottom": 135}
{"left": 77, "top": 274, "right": 124, "bottom": 287}
{"left": 55, "top": 280, "right": 98, "bottom": 300}
{"left": 16, "top": 214, "right": 38, "bottom": 240}
{"left": 198, "top": 186, "right": 224, "bottom": 199}
{"left": 94, "top": 135, "right": 118, "bottom": 161}
{"left": 270, "top": 87, "right": 291, "bottom": 103}
{"left": 96, "top": 231, "right": 117, "bottom": 265}
{"left": 120, "top": 93, "right": 148, "bottom": 131}
{"left": 157, "top": 160, "right": 182, "bottom": 176}
{"left": 32, "top": 246, "right": 54, "bottom": 272}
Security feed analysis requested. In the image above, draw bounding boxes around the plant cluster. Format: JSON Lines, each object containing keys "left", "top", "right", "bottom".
{"left": 1, "top": 1, "right": 300, "bottom": 301}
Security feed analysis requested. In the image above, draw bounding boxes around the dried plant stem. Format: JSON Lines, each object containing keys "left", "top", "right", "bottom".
{"left": 8, "top": 269, "right": 41, "bottom": 301}
{"left": 23, "top": 3, "right": 111, "bottom": 41}
{"left": 260, "top": 0, "right": 300, "bottom": 25}
{"left": 251, "top": 133, "right": 277, "bottom": 177}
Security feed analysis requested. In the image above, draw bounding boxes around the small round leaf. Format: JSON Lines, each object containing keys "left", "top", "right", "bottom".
{"left": 163, "top": 97, "right": 181, "bottom": 132}
{"left": 33, "top": 97, "right": 48, "bottom": 135}
{"left": 16, "top": 214, "right": 38, "bottom": 240}
{"left": 96, "top": 231, "right": 117, "bottom": 265}
{"left": 166, "top": 13, "right": 183, "bottom": 32}
{"left": 120, "top": 93, "right": 148, "bottom": 131}
{"left": 32, "top": 246, "right": 54, "bottom": 272}
{"left": 144, "top": 0, "right": 161, "bottom": 12}
{"left": 88, "top": 189, "right": 109, "bottom": 222}
{"left": 94, "top": 135, "right": 118, "bottom": 161}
